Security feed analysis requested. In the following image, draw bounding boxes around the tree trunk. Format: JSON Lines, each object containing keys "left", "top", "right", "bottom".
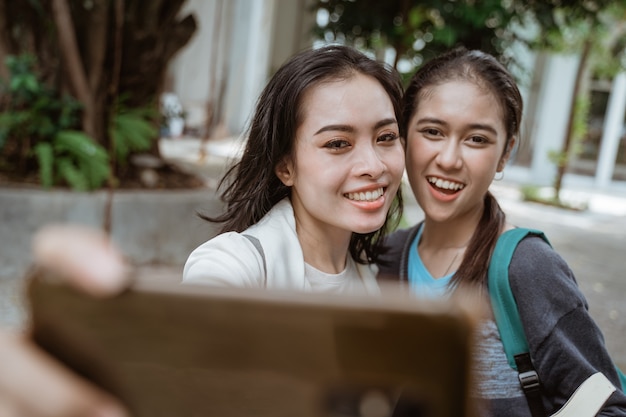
{"left": 85, "top": 0, "right": 109, "bottom": 95}
{"left": 0, "top": 0, "right": 9, "bottom": 80}
{"left": 201, "top": 0, "right": 224, "bottom": 151}
{"left": 104, "top": 0, "right": 125, "bottom": 236}
{"left": 553, "top": 40, "right": 592, "bottom": 200}
{"left": 51, "top": 0, "right": 97, "bottom": 140}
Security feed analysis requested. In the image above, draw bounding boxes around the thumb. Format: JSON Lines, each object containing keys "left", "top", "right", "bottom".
{"left": 32, "top": 225, "right": 131, "bottom": 297}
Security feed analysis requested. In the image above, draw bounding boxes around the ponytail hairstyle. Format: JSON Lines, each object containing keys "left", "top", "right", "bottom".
{"left": 402, "top": 47, "right": 523, "bottom": 289}
{"left": 202, "top": 45, "right": 404, "bottom": 264}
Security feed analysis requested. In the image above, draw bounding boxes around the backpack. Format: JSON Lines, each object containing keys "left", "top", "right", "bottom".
{"left": 487, "top": 227, "right": 626, "bottom": 417}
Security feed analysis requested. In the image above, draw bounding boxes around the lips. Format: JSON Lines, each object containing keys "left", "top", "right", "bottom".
{"left": 344, "top": 187, "right": 384, "bottom": 202}
{"left": 426, "top": 176, "right": 465, "bottom": 194}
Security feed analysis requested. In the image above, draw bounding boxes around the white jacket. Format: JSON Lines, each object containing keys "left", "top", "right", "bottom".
{"left": 183, "top": 198, "right": 380, "bottom": 292}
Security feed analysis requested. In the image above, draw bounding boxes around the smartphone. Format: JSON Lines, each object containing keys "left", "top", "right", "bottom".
{"left": 28, "top": 271, "right": 479, "bottom": 417}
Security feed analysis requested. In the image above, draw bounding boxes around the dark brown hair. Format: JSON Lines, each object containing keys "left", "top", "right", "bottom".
{"left": 402, "top": 47, "right": 523, "bottom": 289}
{"left": 202, "top": 45, "right": 404, "bottom": 264}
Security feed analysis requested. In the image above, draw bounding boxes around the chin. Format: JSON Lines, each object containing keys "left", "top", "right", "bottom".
{"left": 350, "top": 220, "right": 386, "bottom": 235}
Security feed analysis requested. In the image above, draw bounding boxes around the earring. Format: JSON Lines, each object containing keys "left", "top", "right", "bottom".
{"left": 494, "top": 171, "right": 504, "bottom": 181}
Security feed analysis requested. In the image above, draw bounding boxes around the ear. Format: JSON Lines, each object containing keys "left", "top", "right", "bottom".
{"left": 275, "top": 156, "right": 295, "bottom": 186}
{"left": 497, "top": 136, "right": 516, "bottom": 172}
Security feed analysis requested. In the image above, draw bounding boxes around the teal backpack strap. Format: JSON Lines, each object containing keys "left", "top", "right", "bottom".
{"left": 618, "top": 368, "right": 626, "bottom": 392}
{"left": 488, "top": 228, "right": 550, "bottom": 417}
{"left": 488, "top": 228, "right": 550, "bottom": 369}
{"left": 619, "top": 369, "right": 626, "bottom": 392}
{"left": 489, "top": 227, "right": 626, "bottom": 412}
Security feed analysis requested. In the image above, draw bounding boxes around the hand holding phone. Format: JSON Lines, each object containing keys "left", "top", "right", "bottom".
{"left": 0, "top": 224, "right": 130, "bottom": 417}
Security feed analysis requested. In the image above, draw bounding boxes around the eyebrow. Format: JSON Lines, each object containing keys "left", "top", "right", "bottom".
{"left": 314, "top": 118, "right": 398, "bottom": 135}
{"left": 415, "top": 117, "right": 498, "bottom": 135}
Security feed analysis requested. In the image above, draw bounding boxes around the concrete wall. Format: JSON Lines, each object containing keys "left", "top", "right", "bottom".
{"left": 0, "top": 187, "right": 225, "bottom": 329}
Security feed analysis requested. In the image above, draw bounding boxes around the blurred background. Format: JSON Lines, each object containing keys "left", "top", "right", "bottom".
{"left": 0, "top": 0, "right": 625, "bottom": 364}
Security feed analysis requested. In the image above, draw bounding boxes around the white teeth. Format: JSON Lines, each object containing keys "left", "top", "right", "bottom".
{"left": 345, "top": 187, "right": 384, "bottom": 201}
{"left": 427, "top": 176, "right": 465, "bottom": 191}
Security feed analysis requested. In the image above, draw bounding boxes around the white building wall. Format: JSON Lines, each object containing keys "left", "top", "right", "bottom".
{"left": 168, "top": 0, "right": 219, "bottom": 127}
{"left": 223, "top": 0, "right": 276, "bottom": 136}
{"left": 167, "top": 0, "right": 314, "bottom": 138}
{"left": 596, "top": 72, "right": 626, "bottom": 187}
{"left": 527, "top": 53, "right": 580, "bottom": 186}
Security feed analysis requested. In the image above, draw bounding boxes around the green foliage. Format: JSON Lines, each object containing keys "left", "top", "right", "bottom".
{"left": 520, "top": 184, "right": 543, "bottom": 202}
{"left": 520, "top": 184, "right": 588, "bottom": 211}
{"left": 33, "top": 142, "right": 54, "bottom": 188}
{"left": 54, "top": 130, "right": 110, "bottom": 190}
{"left": 33, "top": 131, "right": 110, "bottom": 191}
{"left": 110, "top": 104, "right": 159, "bottom": 164}
{"left": 547, "top": 150, "right": 568, "bottom": 168}
{"left": 0, "top": 54, "right": 109, "bottom": 190}
{"left": 522, "top": 1, "right": 626, "bottom": 77}
{"left": 589, "top": 4, "right": 626, "bottom": 79}
{"left": 312, "top": 0, "right": 520, "bottom": 74}
{"left": 0, "top": 55, "right": 80, "bottom": 149}
{"left": 572, "top": 95, "right": 590, "bottom": 147}
{"left": 311, "top": 0, "right": 625, "bottom": 81}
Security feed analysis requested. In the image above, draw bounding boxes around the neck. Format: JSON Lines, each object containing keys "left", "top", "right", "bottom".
{"left": 295, "top": 220, "right": 351, "bottom": 275}
{"left": 421, "top": 207, "right": 483, "bottom": 250}
{"left": 418, "top": 216, "right": 477, "bottom": 279}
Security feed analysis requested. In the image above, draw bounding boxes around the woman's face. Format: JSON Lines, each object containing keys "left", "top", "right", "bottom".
{"left": 405, "top": 80, "right": 512, "bottom": 225}
{"left": 276, "top": 73, "right": 404, "bottom": 242}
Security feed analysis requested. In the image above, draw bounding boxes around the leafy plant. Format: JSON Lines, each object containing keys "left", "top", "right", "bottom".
{"left": 0, "top": 54, "right": 110, "bottom": 190}
{"left": 0, "top": 55, "right": 79, "bottom": 149}
{"left": 33, "top": 131, "right": 110, "bottom": 190}
{"left": 110, "top": 103, "right": 159, "bottom": 163}
{"left": 520, "top": 184, "right": 588, "bottom": 211}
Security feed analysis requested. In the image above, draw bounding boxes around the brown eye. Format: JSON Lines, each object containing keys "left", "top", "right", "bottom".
{"left": 324, "top": 139, "right": 350, "bottom": 149}
{"left": 420, "top": 128, "right": 441, "bottom": 137}
{"left": 468, "top": 136, "right": 487, "bottom": 144}
{"left": 377, "top": 133, "right": 399, "bottom": 143}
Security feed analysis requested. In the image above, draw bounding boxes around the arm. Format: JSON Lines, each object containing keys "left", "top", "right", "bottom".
{"left": 509, "top": 237, "right": 626, "bottom": 415}
{"left": 0, "top": 225, "right": 129, "bottom": 417}
{"left": 0, "top": 328, "right": 126, "bottom": 417}
{"left": 183, "top": 232, "right": 266, "bottom": 288}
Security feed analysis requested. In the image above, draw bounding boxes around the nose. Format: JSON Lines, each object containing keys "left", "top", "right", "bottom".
{"left": 354, "top": 143, "right": 386, "bottom": 178}
{"left": 436, "top": 139, "right": 462, "bottom": 170}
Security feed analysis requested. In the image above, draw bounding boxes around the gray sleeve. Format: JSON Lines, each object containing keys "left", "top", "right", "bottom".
{"left": 509, "top": 237, "right": 626, "bottom": 415}
{"left": 377, "top": 227, "right": 413, "bottom": 281}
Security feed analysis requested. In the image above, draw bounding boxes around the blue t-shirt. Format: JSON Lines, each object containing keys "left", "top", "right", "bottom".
{"left": 407, "top": 223, "right": 453, "bottom": 298}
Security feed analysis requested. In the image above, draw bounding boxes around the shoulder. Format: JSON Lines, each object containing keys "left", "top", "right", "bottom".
{"left": 382, "top": 224, "right": 420, "bottom": 255}
{"left": 377, "top": 224, "right": 420, "bottom": 280}
{"left": 507, "top": 233, "right": 588, "bottom": 342}
{"left": 509, "top": 235, "right": 578, "bottom": 289}
{"left": 250, "top": 198, "right": 295, "bottom": 229}
{"left": 183, "top": 232, "right": 265, "bottom": 287}
{"left": 509, "top": 235, "right": 583, "bottom": 304}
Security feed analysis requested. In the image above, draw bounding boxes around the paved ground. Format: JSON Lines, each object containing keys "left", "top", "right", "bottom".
{"left": 490, "top": 184, "right": 626, "bottom": 369}
{"left": 159, "top": 137, "right": 626, "bottom": 369}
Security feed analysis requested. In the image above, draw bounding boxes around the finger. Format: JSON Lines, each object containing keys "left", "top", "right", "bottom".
{"left": 32, "top": 225, "right": 131, "bottom": 297}
{"left": 0, "top": 330, "right": 128, "bottom": 417}
{"left": 0, "top": 392, "right": 19, "bottom": 417}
